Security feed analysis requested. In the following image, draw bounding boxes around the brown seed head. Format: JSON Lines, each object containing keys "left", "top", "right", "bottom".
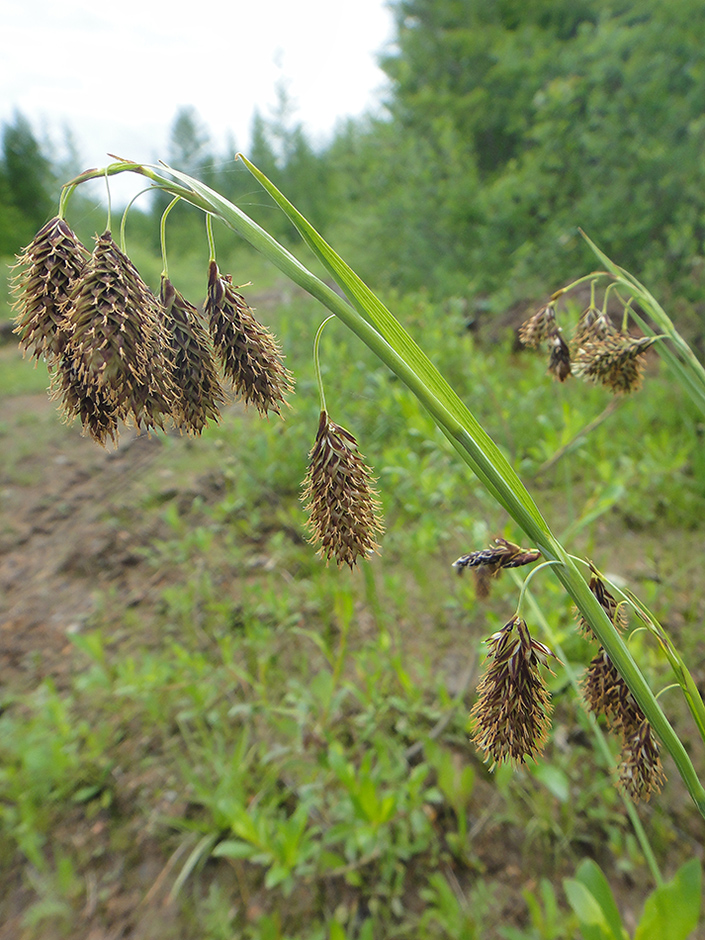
{"left": 572, "top": 333, "right": 654, "bottom": 394}
{"left": 582, "top": 648, "right": 665, "bottom": 800}
{"left": 453, "top": 537, "right": 541, "bottom": 576}
{"left": 582, "top": 647, "right": 634, "bottom": 727}
{"left": 548, "top": 333, "right": 572, "bottom": 382}
{"left": 64, "top": 231, "right": 174, "bottom": 433}
{"left": 302, "top": 410, "right": 383, "bottom": 568}
{"left": 160, "top": 276, "right": 224, "bottom": 435}
{"left": 518, "top": 304, "right": 558, "bottom": 348}
{"left": 51, "top": 351, "right": 119, "bottom": 446}
{"left": 205, "top": 260, "right": 294, "bottom": 416}
{"left": 471, "top": 617, "right": 556, "bottom": 766}
{"left": 12, "top": 217, "right": 88, "bottom": 361}
{"left": 617, "top": 718, "right": 665, "bottom": 802}
{"left": 577, "top": 573, "right": 628, "bottom": 638}
{"left": 573, "top": 308, "right": 617, "bottom": 346}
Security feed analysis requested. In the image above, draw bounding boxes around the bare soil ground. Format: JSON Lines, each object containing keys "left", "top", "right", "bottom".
{"left": 2, "top": 340, "right": 705, "bottom": 938}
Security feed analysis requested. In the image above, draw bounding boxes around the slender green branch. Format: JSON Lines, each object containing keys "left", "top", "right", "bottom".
{"left": 206, "top": 213, "right": 216, "bottom": 260}
{"left": 312, "top": 316, "right": 335, "bottom": 413}
{"left": 515, "top": 560, "right": 564, "bottom": 619}
{"left": 119, "top": 188, "right": 153, "bottom": 255}
{"left": 103, "top": 168, "right": 112, "bottom": 233}
{"left": 159, "top": 196, "right": 181, "bottom": 278}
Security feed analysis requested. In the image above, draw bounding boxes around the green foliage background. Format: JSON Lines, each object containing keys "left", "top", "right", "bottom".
{"left": 3, "top": 0, "right": 705, "bottom": 322}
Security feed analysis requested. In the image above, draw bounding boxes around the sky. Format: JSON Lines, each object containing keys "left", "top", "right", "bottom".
{"left": 2, "top": 0, "right": 396, "bottom": 202}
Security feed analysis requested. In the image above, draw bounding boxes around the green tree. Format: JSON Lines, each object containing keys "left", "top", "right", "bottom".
{"left": 338, "top": 0, "right": 705, "bottom": 311}
{"left": 0, "top": 112, "right": 55, "bottom": 255}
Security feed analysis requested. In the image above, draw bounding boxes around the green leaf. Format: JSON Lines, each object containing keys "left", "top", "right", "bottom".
{"left": 212, "top": 839, "right": 256, "bottom": 860}
{"left": 574, "top": 859, "right": 627, "bottom": 940}
{"left": 529, "top": 763, "right": 570, "bottom": 803}
{"left": 634, "top": 859, "right": 701, "bottom": 940}
{"left": 264, "top": 864, "right": 291, "bottom": 890}
{"left": 236, "top": 154, "right": 550, "bottom": 537}
{"left": 563, "top": 879, "right": 614, "bottom": 940}
{"left": 329, "top": 922, "right": 347, "bottom": 940}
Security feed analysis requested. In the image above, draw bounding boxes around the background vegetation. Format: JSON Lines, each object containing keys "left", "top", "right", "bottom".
{"left": 1, "top": 0, "right": 705, "bottom": 936}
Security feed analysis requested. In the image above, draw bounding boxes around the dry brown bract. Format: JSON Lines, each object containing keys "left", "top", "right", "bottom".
{"left": 472, "top": 617, "right": 556, "bottom": 766}
{"left": 12, "top": 216, "right": 88, "bottom": 361}
{"left": 547, "top": 333, "right": 572, "bottom": 382}
{"left": 205, "top": 260, "right": 293, "bottom": 416}
{"left": 302, "top": 410, "right": 383, "bottom": 568}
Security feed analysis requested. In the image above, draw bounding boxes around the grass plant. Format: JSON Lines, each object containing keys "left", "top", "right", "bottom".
{"left": 2, "top": 159, "right": 705, "bottom": 937}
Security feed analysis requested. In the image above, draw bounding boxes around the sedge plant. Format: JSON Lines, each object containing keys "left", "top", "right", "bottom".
{"left": 10, "top": 157, "right": 705, "bottom": 831}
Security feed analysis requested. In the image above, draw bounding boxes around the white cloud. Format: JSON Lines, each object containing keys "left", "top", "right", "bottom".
{"left": 1, "top": 0, "right": 395, "bottom": 202}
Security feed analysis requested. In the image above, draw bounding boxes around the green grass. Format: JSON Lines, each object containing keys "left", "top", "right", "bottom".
{"left": 1, "top": 261, "right": 704, "bottom": 938}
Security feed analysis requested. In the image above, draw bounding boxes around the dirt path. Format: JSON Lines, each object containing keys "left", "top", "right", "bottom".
{"left": 0, "top": 391, "right": 165, "bottom": 691}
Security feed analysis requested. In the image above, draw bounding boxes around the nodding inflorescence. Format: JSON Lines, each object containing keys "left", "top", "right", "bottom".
{"left": 471, "top": 616, "right": 557, "bottom": 767}
{"left": 457, "top": 541, "right": 664, "bottom": 800}
{"left": 12, "top": 221, "right": 294, "bottom": 445}
{"left": 301, "top": 410, "right": 384, "bottom": 569}
{"left": 518, "top": 288, "right": 656, "bottom": 393}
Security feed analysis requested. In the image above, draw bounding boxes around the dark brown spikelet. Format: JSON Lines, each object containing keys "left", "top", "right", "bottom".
{"left": 12, "top": 216, "right": 88, "bottom": 361}
{"left": 64, "top": 231, "right": 174, "bottom": 434}
{"left": 51, "top": 352, "right": 119, "bottom": 446}
{"left": 518, "top": 304, "right": 558, "bottom": 348}
{"left": 576, "top": 573, "right": 628, "bottom": 638}
{"left": 548, "top": 333, "right": 572, "bottom": 382}
{"left": 160, "top": 276, "right": 223, "bottom": 435}
{"left": 573, "top": 307, "right": 616, "bottom": 347}
{"left": 582, "top": 648, "right": 665, "bottom": 801}
{"left": 302, "top": 410, "right": 383, "bottom": 568}
{"left": 472, "top": 617, "right": 557, "bottom": 766}
{"left": 617, "top": 718, "right": 665, "bottom": 802}
{"left": 453, "top": 537, "right": 541, "bottom": 576}
{"left": 582, "top": 647, "right": 633, "bottom": 727}
{"left": 205, "top": 260, "right": 294, "bottom": 416}
{"left": 572, "top": 332, "right": 655, "bottom": 394}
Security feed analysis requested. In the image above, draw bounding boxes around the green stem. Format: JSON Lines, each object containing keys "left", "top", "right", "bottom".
{"left": 104, "top": 169, "right": 112, "bottom": 232}
{"left": 312, "top": 316, "right": 335, "bottom": 413}
{"left": 159, "top": 196, "right": 181, "bottom": 278}
{"left": 515, "top": 560, "right": 564, "bottom": 619}
{"left": 119, "top": 188, "right": 153, "bottom": 255}
{"left": 206, "top": 213, "right": 216, "bottom": 261}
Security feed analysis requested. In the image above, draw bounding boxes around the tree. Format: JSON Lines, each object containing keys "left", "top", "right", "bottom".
{"left": 0, "top": 112, "right": 55, "bottom": 254}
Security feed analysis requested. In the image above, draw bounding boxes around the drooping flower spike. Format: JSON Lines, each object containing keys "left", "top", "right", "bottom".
{"left": 12, "top": 216, "right": 88, "bottom": 361}
{"left": 205, "top": 259, "right": 293, "bottom": 417}
{"left": 302, "top": 410, "right": 383, "bottom": 568}
{"left": 472, "top": 617, "right": 557, "bottom": 766}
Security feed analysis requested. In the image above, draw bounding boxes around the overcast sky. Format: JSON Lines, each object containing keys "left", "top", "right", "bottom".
{"left": 2, "top": 0, "right": 395, "bottom": 201}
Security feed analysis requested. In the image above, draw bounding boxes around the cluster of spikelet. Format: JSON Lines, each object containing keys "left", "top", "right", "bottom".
{"left": 455, "top": 540, "right": 664, "bottom": 801}
{"left": 12, "top": 217, "right": 294, "bottom": 445}
{"left": 579, "top": 573, "right": 665, "bottom": 801}
{"left": 519, "top": 299, "right": 655, "bottom": 393}
{"left": 13, "top": 215, "right": 384, "bottom": 570}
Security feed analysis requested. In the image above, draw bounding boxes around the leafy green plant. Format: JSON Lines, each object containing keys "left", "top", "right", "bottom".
{"left": 8, "top": 149, "right": 705, "bottom": 937}
{"left": 564, "top": 858, "right": 701, "bottom": 940}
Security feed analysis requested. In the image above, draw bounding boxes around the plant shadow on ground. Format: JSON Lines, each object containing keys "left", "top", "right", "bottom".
{"left": 0, "top": 282, "right": 704, "bottom": 938}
